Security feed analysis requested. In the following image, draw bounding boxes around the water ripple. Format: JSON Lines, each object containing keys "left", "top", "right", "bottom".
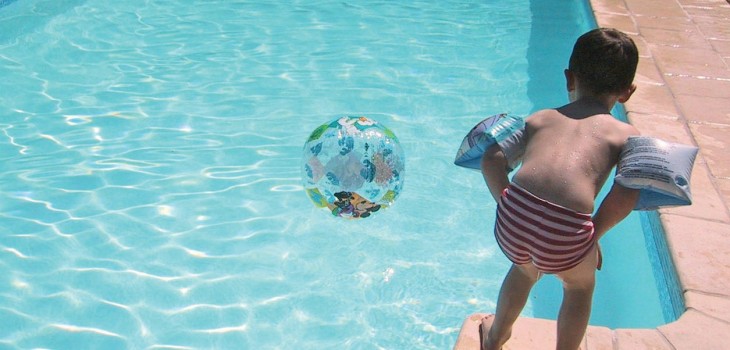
{"left": 0, "top": 0, "right": 587, "bottom": 348}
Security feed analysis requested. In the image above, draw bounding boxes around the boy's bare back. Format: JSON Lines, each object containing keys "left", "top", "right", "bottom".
{"left": 512, "top": 99, "right": 639, "bottom": 213}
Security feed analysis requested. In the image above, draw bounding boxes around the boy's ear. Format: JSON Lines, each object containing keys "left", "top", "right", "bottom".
{"left": 618, "top": 83, "right": 637, "bottom": 103}
{"left": 564, "top": 69, "right": 575, "bottom": 92}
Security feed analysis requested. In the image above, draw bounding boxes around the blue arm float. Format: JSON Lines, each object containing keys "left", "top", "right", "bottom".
{"left": 454, "top": 113, "right": 526, "bottom": 171}
{"left": 615, "top": 136, "right": 699, "bottom": 210}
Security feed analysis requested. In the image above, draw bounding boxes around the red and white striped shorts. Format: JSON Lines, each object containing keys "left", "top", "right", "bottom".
{"left": 494, "top": 183, "right": 600, "bottom": 273}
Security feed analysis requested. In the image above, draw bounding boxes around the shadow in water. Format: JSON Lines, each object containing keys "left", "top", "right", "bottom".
{"left": 525, "top": 0, "right": 594, "bottom": 112}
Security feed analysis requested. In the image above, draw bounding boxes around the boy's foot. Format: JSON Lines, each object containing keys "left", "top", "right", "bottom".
{"left": 479, "top": 315, "right": 502, "bottom": 350}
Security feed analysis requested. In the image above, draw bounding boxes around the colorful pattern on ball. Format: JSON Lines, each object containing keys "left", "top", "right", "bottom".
{"left": 302, "top": 116, "right": 405, "bottom": 219}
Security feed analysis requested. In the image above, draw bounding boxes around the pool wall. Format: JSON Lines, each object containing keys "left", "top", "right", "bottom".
{"left": 639, "top": 211, "right": 684, "bottom": 322}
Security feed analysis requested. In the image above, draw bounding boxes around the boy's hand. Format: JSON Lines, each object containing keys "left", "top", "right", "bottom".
{"left": 593, "top": 182, "right": 640, "bottom": 240}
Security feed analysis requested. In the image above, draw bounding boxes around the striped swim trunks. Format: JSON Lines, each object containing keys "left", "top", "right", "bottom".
{"left": 494, "top": 183, "right": 599, "bottom": 273}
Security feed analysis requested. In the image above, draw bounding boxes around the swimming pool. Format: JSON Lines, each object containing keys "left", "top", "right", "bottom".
{"left": 0, "top": 0, "right": 679, "bottom": 349}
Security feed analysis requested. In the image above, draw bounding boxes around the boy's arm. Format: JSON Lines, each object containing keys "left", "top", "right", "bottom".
{"left": 480, "top": 144, "right": 510, "bottom": 202}
{"left": 592, "top": 182, "right": 640, "bottom": 240}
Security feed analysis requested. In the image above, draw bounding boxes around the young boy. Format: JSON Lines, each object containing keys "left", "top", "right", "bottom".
{"left": 480, "top": 28, "right": 641, "bottom": 350}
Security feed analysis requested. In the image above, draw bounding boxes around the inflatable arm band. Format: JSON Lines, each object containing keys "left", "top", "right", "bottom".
{"left": 615, "top": 136, "right": 698, "bottom": 210}
{"left": 454, "top": 113, "right": 526, "bottom": 171}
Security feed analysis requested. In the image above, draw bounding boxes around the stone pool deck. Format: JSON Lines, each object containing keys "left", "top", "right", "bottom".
{"left": 454, "top": 0, "right": 730, "bottom": 349}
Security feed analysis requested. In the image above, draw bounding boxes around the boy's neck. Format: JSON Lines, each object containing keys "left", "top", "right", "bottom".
{"left": 573, "top": 96, "right": 614, "bottom": 114}
{"left": 559, "top": 96, "right": 615, "bottom": 120}
{"left": 570, "top": 89, "right": 620, "bottom": 113}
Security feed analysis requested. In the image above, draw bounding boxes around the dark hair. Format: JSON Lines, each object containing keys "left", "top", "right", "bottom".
{"left": 568, "top": 28, "right": 639, "bottom": 95}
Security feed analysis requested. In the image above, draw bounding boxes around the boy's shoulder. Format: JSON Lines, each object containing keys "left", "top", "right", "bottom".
{"left": 526, "top": 106, "right": 640, "bottom": 138}
{"left": 524, "top": 108, "right": 575, "bottom": 128}
{"left": 524, "top": 108, "right": 561, "bottom": 124}
{"left": 613, "top": 117, "right": 640, "bottom": 135}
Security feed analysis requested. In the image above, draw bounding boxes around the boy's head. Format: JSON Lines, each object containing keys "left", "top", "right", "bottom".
{"left": 567, "top": 28, "right": 638, "bottom": 97}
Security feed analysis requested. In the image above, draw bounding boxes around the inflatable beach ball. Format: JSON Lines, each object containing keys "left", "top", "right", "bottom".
{"left": 302, "top": 116, "right": 405, "bottom": 219}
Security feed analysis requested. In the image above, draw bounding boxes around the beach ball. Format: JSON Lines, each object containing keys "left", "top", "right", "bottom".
{"left": 302, "top": 116, "right": 405, "bottom": 219}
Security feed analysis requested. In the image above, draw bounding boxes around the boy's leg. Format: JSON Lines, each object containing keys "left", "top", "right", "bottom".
{"left": 554, "top": 245, "right": 599, "bottom": 350}
{"left": 483, "top": 263, "right": 541, "bottom": 350}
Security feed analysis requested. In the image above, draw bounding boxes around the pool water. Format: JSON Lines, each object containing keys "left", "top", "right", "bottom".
{"left": 0, "top": 0, "right": 678, "bottom": 349}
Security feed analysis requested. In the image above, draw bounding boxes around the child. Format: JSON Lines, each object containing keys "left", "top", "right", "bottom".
{"left": 480, "top": 28, "right": 641, "bottom": 350}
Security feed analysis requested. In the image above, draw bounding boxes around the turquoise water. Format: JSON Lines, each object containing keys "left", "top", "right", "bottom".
{"left": 0, "top": 0, "right": 678, "bottom": 349}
